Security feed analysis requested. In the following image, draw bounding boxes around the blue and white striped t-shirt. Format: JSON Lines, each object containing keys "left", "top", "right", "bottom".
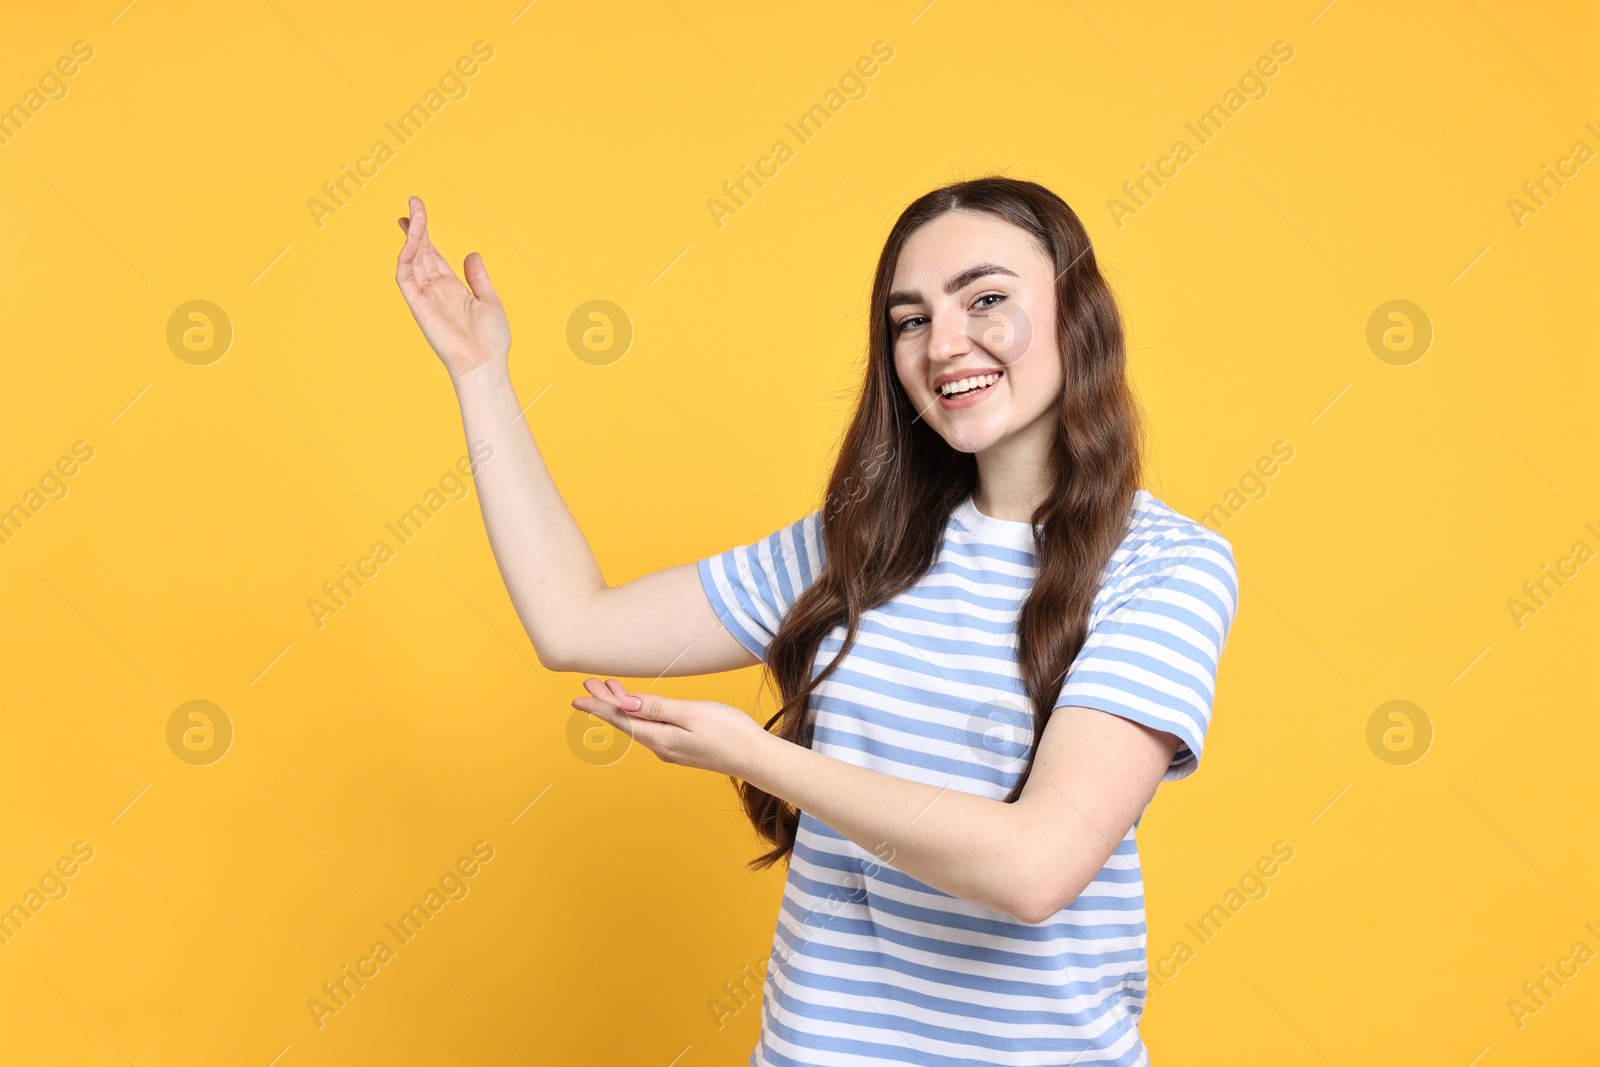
{"left": 697, "top": 489, "right": 1240, "bottom": 1067}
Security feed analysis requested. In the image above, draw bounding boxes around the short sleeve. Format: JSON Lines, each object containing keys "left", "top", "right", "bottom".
{"left": 1055, "top": 529, "right": 1240, "bottom": 781}
{"left": 697, "top": 510, "right": 827, "bottom": 662}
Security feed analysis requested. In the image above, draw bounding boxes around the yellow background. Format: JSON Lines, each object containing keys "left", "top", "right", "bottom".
{"left": 1, "top": 0, "right": 1595, "bottom": 1063}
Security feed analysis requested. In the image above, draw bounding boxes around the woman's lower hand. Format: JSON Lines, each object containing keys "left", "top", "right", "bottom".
{"left": 570, "top": 678, "right": 769, "bottom": 780}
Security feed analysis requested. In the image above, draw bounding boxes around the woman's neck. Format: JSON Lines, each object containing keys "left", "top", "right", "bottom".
{"left": 970, "top": 414, "right": 1054, "bottom": 523}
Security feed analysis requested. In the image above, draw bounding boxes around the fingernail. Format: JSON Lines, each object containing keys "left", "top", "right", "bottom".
{"left": 622, "top": 695, "right": 641, "bottom": 712}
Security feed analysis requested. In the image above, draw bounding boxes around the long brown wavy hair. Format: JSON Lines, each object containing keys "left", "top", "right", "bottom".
{"left": 737, "top": 176, "right": 1145, "bottom": 871}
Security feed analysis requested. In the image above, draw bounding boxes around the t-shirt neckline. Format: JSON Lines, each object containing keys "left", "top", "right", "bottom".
{"left": 952, "top": 493, "right": 1039, "bottom": 547}
{"left": 952, "top": 489, "right": 1151, "bottom": 548}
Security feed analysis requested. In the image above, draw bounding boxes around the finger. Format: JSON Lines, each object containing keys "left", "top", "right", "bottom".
{"left": 582, "top": 677, "right": 618, "bottom": 704}
{"left": 628, "top": 692, "right": 672, "bottom": 722}
{"left": 396, "top": 198, "right": 425, "bottom": 288}
{"left": 572, "top": 696, "right": 630, "bottom": 730}
{"left": 605, "top": 679, "right": 650, "bottom": 716}
{"left": 572, "top": 697, "right": 675, "bottom": 753}
{"left": 463, "top": 251, "right": 500, "bottom": 303}
{"left": 409, "top": 197, "right": 449, "bottom": 283}
{"left": 396, "top": 197, "right": 440, "bottom": 296}
{"left": 424, "top": 238, "right": 455, "bottom": 287}
{"left": 410, "top": 195, "right": 429, "bottom": 241}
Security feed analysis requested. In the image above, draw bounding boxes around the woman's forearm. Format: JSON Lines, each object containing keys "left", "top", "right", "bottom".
{"left": 451, "top": 360, "right": 606, "bottom": 668}
{"left": 736, "top": 730, "right": 1034, "bottom": 920}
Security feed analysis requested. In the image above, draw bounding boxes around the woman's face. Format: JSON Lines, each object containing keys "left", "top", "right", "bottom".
{"left": 888, "top": 209, "right": 1063, "bottom": 456}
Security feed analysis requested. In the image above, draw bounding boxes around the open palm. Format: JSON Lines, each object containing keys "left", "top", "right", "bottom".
{"left": 395, "top": 195, "right": 511, "bottom": 379}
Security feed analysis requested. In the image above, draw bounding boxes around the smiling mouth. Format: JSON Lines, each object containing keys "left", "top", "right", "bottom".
{"left": 936, "top": 370, "right": 1003, "bottom": 400}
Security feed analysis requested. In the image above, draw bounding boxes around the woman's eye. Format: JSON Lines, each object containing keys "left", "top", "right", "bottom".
{"left": 896, "top": 316, "right": 927, "bottom": 333}
{"left": 974, "top": 293, "right": 1006, "bottom": 310}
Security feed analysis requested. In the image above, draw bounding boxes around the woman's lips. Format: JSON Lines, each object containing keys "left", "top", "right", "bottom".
{"left": 937, "top": 372, "right": 1001, "bottom": 410}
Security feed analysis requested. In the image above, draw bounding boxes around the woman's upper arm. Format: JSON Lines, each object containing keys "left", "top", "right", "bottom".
{"left": 556, "top": 562, "right": 761, "bottom": 677}
{"left": 553, "top": 508, "right": 826, "bottom": 678}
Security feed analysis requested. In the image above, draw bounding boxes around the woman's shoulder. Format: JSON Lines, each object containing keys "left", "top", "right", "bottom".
{"left": 1112, "top": 488, "right": 1237, "bottom": 581}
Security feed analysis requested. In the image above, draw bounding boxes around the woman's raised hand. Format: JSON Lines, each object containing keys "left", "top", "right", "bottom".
{"left": 395, "top": 195, "right": 511, "bottom": 380}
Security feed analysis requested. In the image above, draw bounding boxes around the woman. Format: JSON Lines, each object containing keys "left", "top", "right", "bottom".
{"left": 395, "top": 176, "right": 1239, "bottom": 1066}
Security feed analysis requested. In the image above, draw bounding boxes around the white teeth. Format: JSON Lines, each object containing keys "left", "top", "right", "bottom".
{"left": 938, "top": 372, "right": 1000, "bottom": 397}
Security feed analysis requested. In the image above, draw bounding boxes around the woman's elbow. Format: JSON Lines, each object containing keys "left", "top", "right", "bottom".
{"left": 1005, "top": 855, "right": 1085, "bottom": 925}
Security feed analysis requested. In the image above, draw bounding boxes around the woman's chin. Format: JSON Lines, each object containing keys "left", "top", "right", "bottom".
{"left": 933, "top": 421, "right": 1008, "bottom": 455}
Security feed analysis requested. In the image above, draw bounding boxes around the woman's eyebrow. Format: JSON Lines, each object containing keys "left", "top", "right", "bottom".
{"left": 887, "top": 263, "right": 1020, "bottom": 309}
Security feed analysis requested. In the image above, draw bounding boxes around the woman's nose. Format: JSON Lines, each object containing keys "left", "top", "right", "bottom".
{"left": 926, "top": 309, "right": 971, "bottom": 362}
